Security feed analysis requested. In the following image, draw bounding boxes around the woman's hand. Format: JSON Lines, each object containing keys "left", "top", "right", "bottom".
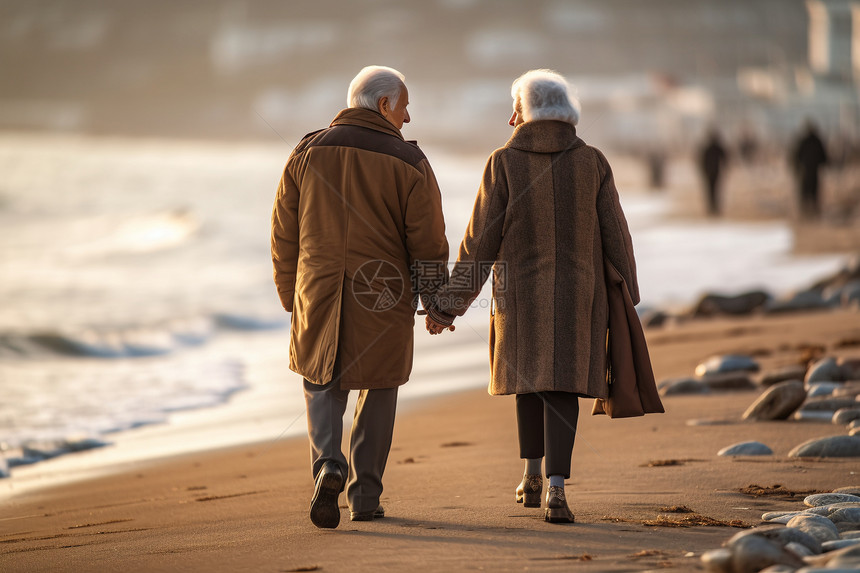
{"left": 425, "top": 315, "right": 455, "bottom": 335}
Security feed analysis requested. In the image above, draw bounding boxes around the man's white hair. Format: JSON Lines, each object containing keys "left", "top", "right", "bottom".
{"left": 511, "top": 69, "right": 581, "bottom": 126}
{"left": 347, "top": 65, "right": 406, "bottom": 111}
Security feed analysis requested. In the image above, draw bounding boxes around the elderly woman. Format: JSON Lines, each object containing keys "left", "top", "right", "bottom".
{"left": 425, "top": 69, "right": 638, "bottom": 523}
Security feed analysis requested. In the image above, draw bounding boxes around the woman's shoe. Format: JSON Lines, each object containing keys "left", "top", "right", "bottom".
{"left": 544, "top": 486, "right": 575, "bottom": 523}
{"left": 515, "top": 474, "right": 543, "bottom": 508}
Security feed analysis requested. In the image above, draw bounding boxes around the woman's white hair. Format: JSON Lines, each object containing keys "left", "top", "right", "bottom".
{"left": 347, "top": 66, "right": 406, "bottom": 111}
{"left": 511, "top": 69, "right": 581, "bottom": 126}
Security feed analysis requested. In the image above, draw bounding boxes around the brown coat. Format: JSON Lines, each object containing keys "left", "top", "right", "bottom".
{"left": 435, "top": 120, "right": 638, "bottom": 397}
{"left": 271, "top": 108, "right": 449, "bottom": 389}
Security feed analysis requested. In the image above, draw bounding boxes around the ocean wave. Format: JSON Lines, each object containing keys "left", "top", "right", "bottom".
{"left": 0, "top": 357, "right": 248, "bottom": 474}
{"left": 0, "top": 311, "right": 287, "bottom": 359}
{"left": 0, "top": 317, "right": 214, "bottom": 359}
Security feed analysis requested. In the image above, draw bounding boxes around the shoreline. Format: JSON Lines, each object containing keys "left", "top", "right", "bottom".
{"left": 3, "top": 308, "right": 860, "bottom": 571}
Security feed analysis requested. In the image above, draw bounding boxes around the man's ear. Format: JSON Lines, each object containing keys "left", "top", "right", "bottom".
{"left": 378, "top": 96, "right": 389, "bottom": 115}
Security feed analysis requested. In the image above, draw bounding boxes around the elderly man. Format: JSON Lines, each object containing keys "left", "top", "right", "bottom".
{"left": 271, "top": 65, "right": 449, "bottom": 529}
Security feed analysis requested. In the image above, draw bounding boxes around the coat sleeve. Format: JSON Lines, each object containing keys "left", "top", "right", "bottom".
{"left": 595, "top": 149, "right": 640, "bottom": 305}
{"left": 404, "top": 159, "right": 450, "bottom": 311}
{"left": 271, "top": 162, "right": 300, "bottom": 313}
{"left": 433, "top": 151, "right": 507, "bottom": 317}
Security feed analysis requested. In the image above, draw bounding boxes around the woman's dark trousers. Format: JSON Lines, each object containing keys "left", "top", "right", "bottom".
{"left": 516, "top": 391, "right": 579, "bottom": 478}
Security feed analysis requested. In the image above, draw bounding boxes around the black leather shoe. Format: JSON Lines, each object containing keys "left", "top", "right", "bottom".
{"left": 309, "top": 462, "right": 344, "bottom": 529}
{"left": 516, "top": 474, "right": 542, "bottom": 507}
{"left": 544, "top": 486, "right": 575, "bottom": 523}
{"left": 350, "top": 504, "right": 385, "bottom": 521}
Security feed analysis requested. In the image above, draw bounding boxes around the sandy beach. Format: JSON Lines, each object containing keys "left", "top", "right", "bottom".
{"left": 3, "top": 308, "right": 860, "bottom": 572}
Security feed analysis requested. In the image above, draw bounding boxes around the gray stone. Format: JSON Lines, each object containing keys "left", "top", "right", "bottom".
{"left": 800, "top": 396, "right": 860, "bottom": 412}
{"left": 838, "top": 280, "right": 860, "bottom": 307}
{"left": 793, "top": 410, "right": 837, "bottom": 422}
{"left": 833, "top": 382, "right": 860, "bottom": 397}
{"left": 767, "top": 514, "right": 802, "bottom": 524}
{"left": 843, "top": 531, "right": 860, "bottom": 539}
{"left": 824, "top": 539, "right": 860, "bottom": 551}
{"left": 831, "top": 508, "right": 860, "bottom": 524}
{"left": 850, "top": 420, "right": 860, "bottom": 430}
{"left": 760, "top": 365, "right": 808, "bottom": 387}
{"left": 833, "top": 486, "right": 860, "bottom": 496}
{"left": 727, "top": 534, "right": 806, "bottom": 572}
{"left": 729, "top": 524, "right": 822, "bottom": 554}
{"left": 805, "top": 493, "right": 860, "bottom": 507}
{"left": 762, "top": 511, "right": 802, "bottom": 522}
{"left": 785, "top": 541, "right": 813, "bottom": 556}
{"left": 743, "top": 381, "right": 806, "bottom": 421}
{"left": 641, "top": 309, "right": 669, "bottom": 328}
{"left": 837, "top": 521, "right": 860, "bottom": 533}
{"left": 700, "top": 371, "right": 757, "bottom": 391}
{"left": 695, "top": 354, "right": 760, "bottom": 377}
{"left": 786, "top": 514, "right": 840, "bottom": 542}
{"left": 789, "top": 436, "right": 860, "bottom": 458}
{"left": 660, "top": 377, "right": 710, "bottom": 396}
{"left": 806, "top": 357, "right": 843, "bottom": 385}
{"left": 701, "top": 548, "right": 732, "bottom": 572}
{"left": 834, "top": 408, "right": 860, "bottom": 425}
{"left": 824, "top": 544, "right": 860, "bottom": 567}
{"left": 765, "top": 290, "right": 830, "bottom": 314}
{"left": 851, "top": 427, "right": 860, "bottom": 436}
{"left": 718, "top": 441, "right": 774, "bottom": 456}
{"left": 690, "top": 290, "right": 771, "bottom": 318}
{"left": 805, "top": 506, "right": 833, "bottom": 516}
{"left": 807, "top": 382, "right": 842, "bottom": 398}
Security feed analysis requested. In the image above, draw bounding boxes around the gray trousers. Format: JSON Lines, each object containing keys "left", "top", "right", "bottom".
{"left": 303, "top": 378, "right": 398, "bottom": 514}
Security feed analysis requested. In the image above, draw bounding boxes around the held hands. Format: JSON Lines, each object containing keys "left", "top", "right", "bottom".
{"left": 425, "top": 315, "right": 455, "bottom": 335}
{"left": 418, "top": 309, "right": 456, "bottom": 335}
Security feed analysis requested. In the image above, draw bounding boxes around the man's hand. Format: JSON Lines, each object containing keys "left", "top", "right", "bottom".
{"left": 425, "top": 314, "right": 455, "bottom": 335}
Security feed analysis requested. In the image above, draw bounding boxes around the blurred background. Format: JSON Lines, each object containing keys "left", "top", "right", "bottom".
{"left": 1, "top": 0, "right": 859, "bottom": 481}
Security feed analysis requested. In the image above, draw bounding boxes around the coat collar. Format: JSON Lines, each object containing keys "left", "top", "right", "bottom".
{"left": 505, "top": 120, "right": 585, "bottom": 154}
{"left": 330, "top": 107, "right": 404, "bottom": 140}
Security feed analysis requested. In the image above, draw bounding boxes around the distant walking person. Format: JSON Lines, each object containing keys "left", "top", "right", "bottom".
{"left": 790, "top": 120, "right": 828, "bottom": 219}
{"left": 271, "top": 66, "right": 449, "bottom": 528}
{"left": 698, "top": 128, "right": 728, "bottom": 216}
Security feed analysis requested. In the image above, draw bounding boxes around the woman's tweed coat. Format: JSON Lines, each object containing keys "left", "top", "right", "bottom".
{"left": 436, "top": 120, "right": 638, "bottom": 398}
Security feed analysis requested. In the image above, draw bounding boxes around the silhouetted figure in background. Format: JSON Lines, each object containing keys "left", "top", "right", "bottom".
{"left": 647, "top": 147, "right": 666, "bottom": 190}
{"left": 698, "top": 129, "right": 728, "bottom": 216}
{"left": 790, "top": 121, "right": 828, "bottom": 219}
{"left": 738, "top": 128, "right": 759, "bottom": 164}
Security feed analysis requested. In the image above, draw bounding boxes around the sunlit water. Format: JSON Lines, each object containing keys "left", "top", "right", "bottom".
{"left": 0, "top": 133, "right": 849, "bottom": 484}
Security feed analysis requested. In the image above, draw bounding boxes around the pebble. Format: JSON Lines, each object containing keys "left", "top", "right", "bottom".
{"left": 800, "top": 397, "right": 860, "bottom": 412}
{"left": 727, "top": 534, "right": 805, "bottom": 571}
{"left": 762, "top": 511, "right": 802, "bottom": 522}
{"left": 824, "top": 539, "right": 860, "bottom": 551}
{"left": 793, "top": 410, "right": 837, "bottom": 422}
{"left": 806, "top": 357, "right": 843, "bottom": 385}
{"left": 833, "top": 382, "right": 860, "bottom": 398}
{"left": 789, "top": 436, "right": 860, "bottom": 458}
{"left": 707, "top": 486, "right": 860, "bottom": 572}
{"left": 660, "top": 377, "right": 709, "bottom": 396}
{"left": 729, "top": 524, "right": 822, "bottom": 554}
{"left": 786, "top": 514, "right": 840, "bottom": 542}
{"left": 695, "top": 354, "right": 760, "bottom": 377}
{"left": 700, "top": 372, "right": 757, "bottom": 391}
{"left": 807, "top": 381, "right": 842, "bottom": 398}
{"left": 742, "top": 380, "right": 806, "bottom": 421}
{"left": 717, "top": 441, "right": 773, "bottom": 456}
{"left": 805, "top": 494, "right": 860, "bottom": 507}
{"left": 833, "top": 408, "right": 860, "bottom": 425}
{"left": 759, "top": 365, "right": 807, "bottom": 387}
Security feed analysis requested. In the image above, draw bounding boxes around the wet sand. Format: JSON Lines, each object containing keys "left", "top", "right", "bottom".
{"left": 3, "top": 308, "right": 860, "bottom": 572}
